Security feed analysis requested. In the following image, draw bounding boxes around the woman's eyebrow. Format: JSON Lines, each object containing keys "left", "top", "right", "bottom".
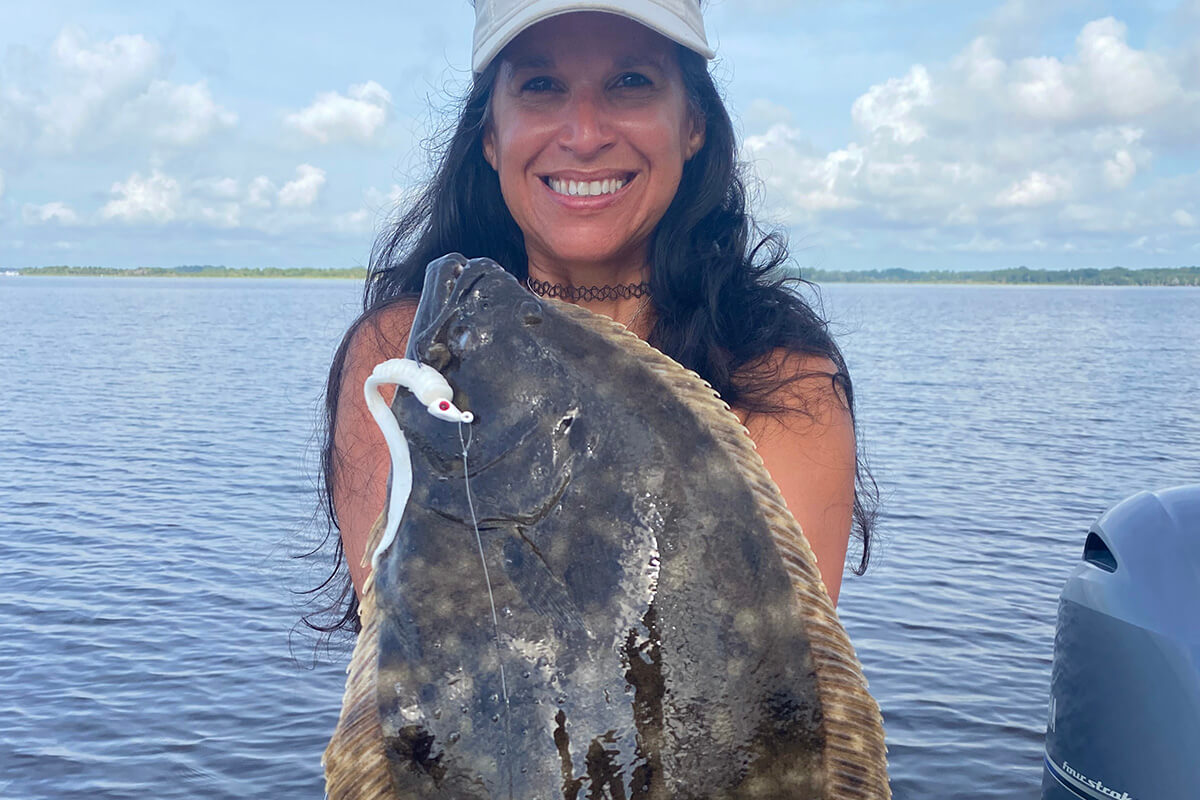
{"left": 507, "top": 53, "right": 665, "bottom": 72}
{"left": 613, "top": 53, "right": 666, "bottom": 70}
{"left": 508, "top": 54, "right": 553, "bottom": 71}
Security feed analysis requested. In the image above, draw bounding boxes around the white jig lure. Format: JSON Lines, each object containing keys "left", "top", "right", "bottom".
{"left": 364, "top": 358, "right": 473, "bottom": 571}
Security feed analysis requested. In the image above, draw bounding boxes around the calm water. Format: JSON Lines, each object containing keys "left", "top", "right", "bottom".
{"left": 1, "top": 276, "right": 1197, "bottom": 799}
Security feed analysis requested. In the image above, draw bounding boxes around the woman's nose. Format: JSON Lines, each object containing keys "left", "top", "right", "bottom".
{"left": 557, "top": 90, "right": 615, "bottom": 158}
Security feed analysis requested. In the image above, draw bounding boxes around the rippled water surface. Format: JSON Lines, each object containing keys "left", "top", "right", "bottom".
{"left": 1, "top": 277, "right": 1197, "bottom": 799}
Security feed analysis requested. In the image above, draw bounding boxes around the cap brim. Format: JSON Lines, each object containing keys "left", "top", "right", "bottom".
{"left": 473, "top": 0, "right": 715, "bottom": 73}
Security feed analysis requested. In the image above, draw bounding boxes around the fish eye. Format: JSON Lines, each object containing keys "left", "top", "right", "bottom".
{"left": 519, "top": 299, "right": 543, "bottom": 326}
{"left": 450, "top": 324, "right": 471, "bottom": 352}
{"left": 554, "top": 413, "right": 576, "bottom": 437}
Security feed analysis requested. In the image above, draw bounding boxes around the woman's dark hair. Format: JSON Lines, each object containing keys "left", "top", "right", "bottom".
{"left": 301, "top": 47, "right": 877, "bottom": 639}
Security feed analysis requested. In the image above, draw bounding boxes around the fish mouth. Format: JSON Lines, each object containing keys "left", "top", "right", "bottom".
{"left": 428, "top": 453, "right": 572, "bottom": 528}
{"left": 407, "top": 253, "right": 503, "bottom": 366}
{"left": 405, "top": 417, "right": 540, "bottom": 480}
{"left": 403, "top": 253, "right": 554, "bottom": 472}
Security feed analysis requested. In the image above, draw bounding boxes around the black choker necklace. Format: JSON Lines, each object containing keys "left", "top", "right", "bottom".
{"left": 526, "top": 276, "right": 651, "bottom": 302}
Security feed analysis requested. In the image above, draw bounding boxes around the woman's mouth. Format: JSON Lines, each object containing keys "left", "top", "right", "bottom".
{"left": 542, "top": 174, "right": 635, "bottom": 198}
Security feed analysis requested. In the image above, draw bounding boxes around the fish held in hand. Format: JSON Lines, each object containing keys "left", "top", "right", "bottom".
{"left": 323, "top": 253, "right": 889, "bottom": 799}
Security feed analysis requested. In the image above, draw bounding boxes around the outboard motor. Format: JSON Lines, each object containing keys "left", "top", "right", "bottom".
{"left": 1043, "top": 484, "right": 1200, "bottom": 800}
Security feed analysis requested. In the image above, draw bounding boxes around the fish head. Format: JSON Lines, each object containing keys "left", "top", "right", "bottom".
{"left": 398, "top": 253, "right": 590, "bottom": 520}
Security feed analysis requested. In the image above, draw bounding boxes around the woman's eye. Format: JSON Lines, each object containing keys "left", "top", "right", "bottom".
{"left": 614, "top": 72, "right": 652, "bottom": 89}
{"left": 521, "top": 76, "right": 557, "bottom": 93}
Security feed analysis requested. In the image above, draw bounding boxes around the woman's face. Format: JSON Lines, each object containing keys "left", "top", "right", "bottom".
{"left": 483, "top": 12, "right": 705, "bottom": 278}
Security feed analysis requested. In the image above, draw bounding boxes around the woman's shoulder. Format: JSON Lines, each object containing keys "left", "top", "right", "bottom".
{"left": 336, "top": 298, "right": 421, "bottom": 411}
{"left": 342, "top": 298, "right": 420, "bottom": 373}
{"left": 757, "top": 348, "right": 841, "bottom": 382}
{"left": 734, "top": 347, "right": 848, "bottom": 424}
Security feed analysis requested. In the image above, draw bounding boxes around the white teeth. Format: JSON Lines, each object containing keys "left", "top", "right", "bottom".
{"left": 548, "top": 177, "right": 627, "bottom": 196}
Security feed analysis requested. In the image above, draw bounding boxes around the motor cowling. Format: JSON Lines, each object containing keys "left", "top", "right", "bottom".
{"left": 1043, "top": 484, "right": 1200, "bottom": 800}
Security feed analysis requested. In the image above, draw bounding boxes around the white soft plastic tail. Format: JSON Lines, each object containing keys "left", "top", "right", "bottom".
{"left": 364, "top": 358, "right": 473, "bottom": 571}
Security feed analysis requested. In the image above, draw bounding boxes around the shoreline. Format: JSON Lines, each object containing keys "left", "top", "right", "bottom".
{"left": 7, "top": 265, "right": 1200, "bottom": 287}
{"left": 9, "top": 267, "right": 367, "bottom": 280}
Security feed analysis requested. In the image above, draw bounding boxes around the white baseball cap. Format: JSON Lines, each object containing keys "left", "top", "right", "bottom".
{"left": 472, "top": 0, "right": 715, "bottom": 74}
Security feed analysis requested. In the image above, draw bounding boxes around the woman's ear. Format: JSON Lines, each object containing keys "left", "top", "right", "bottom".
{"left": 483, "top": 125, "right": 498, "bottom": 171}
{"left": 685, "top": 114, "right": 706, "bottom": 161}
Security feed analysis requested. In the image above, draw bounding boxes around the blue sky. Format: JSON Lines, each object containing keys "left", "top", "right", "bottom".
{"left": 2, "top": 1, "right": 1198, "bottom": 270}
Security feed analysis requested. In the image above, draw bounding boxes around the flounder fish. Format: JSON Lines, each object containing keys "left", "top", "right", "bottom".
{"left": 324, "top": 254, "right": 889, "bottom": 799}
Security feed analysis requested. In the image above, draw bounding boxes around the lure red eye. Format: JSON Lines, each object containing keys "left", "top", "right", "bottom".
{"left": 439, "top": 401, "right": 451, "bottom": 411}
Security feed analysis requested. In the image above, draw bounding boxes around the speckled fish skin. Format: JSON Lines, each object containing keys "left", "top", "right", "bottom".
{"left": 327, "top": 253, "right": 889, "bottom": 800}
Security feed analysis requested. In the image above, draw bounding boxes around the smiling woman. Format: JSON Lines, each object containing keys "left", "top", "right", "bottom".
{"left": 483, "top": 13, "right": 705, "bottom": 287}
{"left": 307, "top": 0, "right": 876, "bottom": 640}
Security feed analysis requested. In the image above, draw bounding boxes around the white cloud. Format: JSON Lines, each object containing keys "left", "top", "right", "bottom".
{"left": 193, "top": 177, "right": 240, "bottom": 199}
{"left": 35, "top": 164, "right": 368, "bottom": 234}
{"left": 101, "top": 170, "right": 181, "bottom": 223}
{"left": 121, "top": 79, "right": 237, "bottom": 146}
{"left": 1173, "top": 209, "right": 1197, "bottom": 228}
{"left": 37, "top": 28, "right": 160, "bottom": 149}
{"left": 1058, "top": 203, "right": 1126, "bottom": 234}
{"left": 194, "top": 204, "right": 240, "bottom": 229}
{"left": 851, "top": 65, "right": 933, "bottom": 145}
{"left": 364, "top": 182, "right": 410, "bottom": 212}
{"left": 1070, "top": 18, "right": 1179, "bottom": 119}
{"left": 284, "top": 81, "right": 391, "bottom": 144}
{"left": 22, "top": 202, "right": 80, "bottom": 226}
{"left": 1102, "top": 150, "right": 1137, "bottom": 189}
{"left": 1092, "top": 125, "right": 1150, "bottom": 190}
{"left": 246, "top": 176, "right": 277, "bottom": 209}
{"left": 329, "top": 183, "right": 413, "bottom": 235}
{"left": 952, "top": 19, "right": 1186, "bottom": 127}
{"left": 332, "top": 209, "right": 372, "bottom": 234}
{"left": 16, "top": 162, "right": 381, "bottom": 237}
{"left": 995, "top": 171, "right": 1071, "bottom": 207}
{"left": 744, "top": 125, "right": 864, "bottom": 215}
{"left": 948, "top": 233, "right": 1008, "bottom": 252}
{"left": 742, "top": 15, "right": 1200, "bottom": 256}
{"left": 1130, "top": 234, "right": 1173, "bottom": 254}
{"left": 278, "top": 164, "right": 326, "bottom": 207}
{"left": 4, "top": 27, "right": 236, "bottom": 155}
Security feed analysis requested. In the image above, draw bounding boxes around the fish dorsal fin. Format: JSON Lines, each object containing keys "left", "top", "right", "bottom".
{"left": 549, "top": 299, "right": 891, "bottom": 799}
{"left": 323, "top": 514, "right": 392, "bottom": 799}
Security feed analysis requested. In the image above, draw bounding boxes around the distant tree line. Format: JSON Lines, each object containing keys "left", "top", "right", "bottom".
{"left": 12, "top": 264, "right": 1200, "bottom": 286}
{"left": 17, "top": 265, "right": 367, "bottom": 279}
{"left": 800, "top": 266, "right": 1200, "bottom": 286}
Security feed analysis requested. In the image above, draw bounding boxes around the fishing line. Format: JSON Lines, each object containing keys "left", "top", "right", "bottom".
{"left": 364, "top": 359, "right": 511, "bottom": 792}
{"left": 459, "top": 420, "right": 513, "bottom": 793}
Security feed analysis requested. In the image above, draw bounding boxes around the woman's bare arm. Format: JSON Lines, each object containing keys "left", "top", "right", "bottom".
{"left": 737, "top": 353, "right": 857, "bottom": 605}
{"left": 331, "top": 302, "right": 417, "bottom": 597}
